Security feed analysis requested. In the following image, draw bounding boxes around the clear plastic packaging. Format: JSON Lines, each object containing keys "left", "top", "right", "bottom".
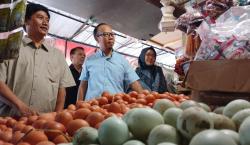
{"left": 195, "top": 6, "right": 250, "bottom": 60}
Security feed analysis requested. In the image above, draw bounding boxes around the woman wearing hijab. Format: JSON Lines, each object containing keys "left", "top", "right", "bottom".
{"left": 136, "top": 47, "right": 168, "bottom": 93}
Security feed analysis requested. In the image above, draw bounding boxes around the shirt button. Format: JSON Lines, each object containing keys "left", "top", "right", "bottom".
{"left": 32, "top": 88, "right": 35, "bottom": 91}
{"left": 35, "top": 52, "right": 38, "bottom": 55}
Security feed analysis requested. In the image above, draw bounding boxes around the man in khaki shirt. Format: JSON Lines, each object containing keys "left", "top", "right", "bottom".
{"left": 0, "top": 3, "right": 75, "bottom": 116}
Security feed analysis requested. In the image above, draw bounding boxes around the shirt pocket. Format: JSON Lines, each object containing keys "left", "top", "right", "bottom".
{"left": 47, "top": 61, "right": 60, "bottom": 84}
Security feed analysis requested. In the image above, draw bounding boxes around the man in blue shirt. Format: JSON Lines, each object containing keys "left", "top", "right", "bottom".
{"left": 78, "top": 23, "right": 143, "bottom": 100}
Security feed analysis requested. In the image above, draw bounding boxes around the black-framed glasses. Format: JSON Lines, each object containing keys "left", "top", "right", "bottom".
{"left": 97, "top": 32, "right": 116, "bottom": 37}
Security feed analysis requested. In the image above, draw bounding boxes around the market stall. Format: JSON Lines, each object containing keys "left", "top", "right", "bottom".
{"left": 0, "top": 0, "right": 250, "bottom": 145}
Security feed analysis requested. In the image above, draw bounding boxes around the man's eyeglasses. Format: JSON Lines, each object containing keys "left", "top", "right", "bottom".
{"left": 97, "top": 32, "right": 116, "bottom": 38}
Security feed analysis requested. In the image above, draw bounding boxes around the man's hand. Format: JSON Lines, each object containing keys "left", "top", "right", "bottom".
{"left": 16, "top": 101, "right": 37, "bottom": 117}
{"left": 130, "top": 80, "right": 143, "bottom": 94}
{"left": 0, "top": 82, "right": 37, "bottom": 116}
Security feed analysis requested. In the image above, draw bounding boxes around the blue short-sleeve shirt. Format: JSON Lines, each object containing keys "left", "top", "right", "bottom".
{"left": 79, "top": 49, "right": 139, "bottom": 100}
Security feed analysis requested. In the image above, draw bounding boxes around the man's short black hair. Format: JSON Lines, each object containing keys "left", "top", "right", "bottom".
{"left": 93, "top": 23, "right": 109, "bottom": 38}
{"left": 25, "top": 3, "right": 50, "bottom": 22}
{"left": 70, "top": 47, "right": 85, "bottom": 55}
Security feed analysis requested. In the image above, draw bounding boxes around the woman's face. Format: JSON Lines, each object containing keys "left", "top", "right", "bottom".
{"left": 145, "top": 49, "right": 156, "bottom": 66}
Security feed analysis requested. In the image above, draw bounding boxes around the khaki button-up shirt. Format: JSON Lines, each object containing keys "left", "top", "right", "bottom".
{"left": 0, "top": 36, "right": 75, "bottom": 116}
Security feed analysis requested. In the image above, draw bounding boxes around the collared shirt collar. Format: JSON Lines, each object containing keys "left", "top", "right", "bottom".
{"left": 96, "top": 49, "right": 114, "bottom": 58}
{"left": 23, "top": 36, "right": 49, "bottom": 52}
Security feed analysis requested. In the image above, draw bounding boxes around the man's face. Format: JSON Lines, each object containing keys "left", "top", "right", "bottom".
{"left": 96, "top": 25, "right": 115, "bottom": 51}
{"left": 25, "top": 10, "right": 49, "bottom": 37}
{"left": 70, "top": 49, "right": 85, "bottom": 66}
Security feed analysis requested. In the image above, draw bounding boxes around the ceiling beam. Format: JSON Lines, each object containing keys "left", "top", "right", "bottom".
{"left": 144, "top": 0, "right": 187, "bottom": 18}
{"left": 144, "top": 0, "right": 162, "bottom": 8}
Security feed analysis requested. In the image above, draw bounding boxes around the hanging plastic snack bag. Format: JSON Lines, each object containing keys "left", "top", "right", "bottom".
{"left": 0, "top": 8, "right": 10, "bottom": 32}
{"left": 175, "top": 11, "right": 204, "bottom": 34}
{"left": 9, "top": 0, "right": 26, "bottom": 30}
{"left": 0, "top": 0, "right": 26, "bottom": 61}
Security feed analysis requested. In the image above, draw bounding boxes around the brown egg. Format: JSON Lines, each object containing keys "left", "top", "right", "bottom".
{"left": 27, "top": 116, "right": 38, "bottom": 125}
{"left": 97, "top": 97, "right": 109, "bottom": 106}
{"left": 73, "top": 108, "right": 91, "bottom": 120}
{"left": 129, "top": 91, "right": 138, "bottom": 98}
{"left": 120, "top": 104, "right": 130, "bottom": 114}
{"left": 0, "top": 124, "right": 8, "bottom": 131}
{"left": 108, "top": 102, "right": 122, "bottom": 113}
{"left": 13, "top": 122, "right": 26, "bottom": 132}
{"left": 36, "top": 141, "right": 55, "bottom": 145}
{"left": 137, "top": 94, "right": 146, "bottom": 99}
{"left": 2, "top": 142, "right": 14, "bottom": 145}
{"left": 32, "top": 119, "right": 47, "bottom": 129}
{"left": 95, "top": 122, "right": 101, "bottom": 129}
{"left": 21, "top": 125, "right": 34, "bottom": 134}
{"left": 142, "top": 89, "right": 151, "bottom": 95}
{"left": 114, "top": 95, "right": 122, "bottom": 101}
{"left": 0, "top": 117, "right": 7, "bottom": 124}
{"left": 116, "top": 99, "right": 125, "bottom": 104}
{"left": 101, "top": 91, "right": 111, "bottom": 97}
{"left": 6, "top": 118, "right": 17, "bottom": 128}
{"left": 102, "top": 104, "right": 110, "bottom": 110}
{"left": 116, "top": 113, "right": 124, "bottom": 118}
{"left": 67, "top": 104, "right": 76, "bottom": 111}
{"left": 55, "top": 111, "right": 73, "bottom": 126}
{"left": 104, "top": 112, "right": 116, "bottom": 119}
{"left": 129, "top": 97, "right": 137, "bottom": 103}
{"left": 12, "top": 131, "right": 25, "bottom": 144}
{"left": 105, "top": 95, "right": 114, "bottom": 103}
{"left": 38, "top": 112, "right": 56, "bottom": 121}
{"left": 98, "top": 108, "right": 108, "bottom": 115}
{"left": 86, "top": 112, "right": 104, "bottom": 127}
{"left": 0, "top": 130, "right": 12, "bottom": 142}
{"left": 122, "top": 94, "right": 131, "bottom": 102}
{"left": 66, "top": 119, "right": 89, "bottom": 136}
{"left": 89, "top": 105, "right": 102, "bottom": 112}
{"left": 145, "top": 94, "right": 155, "bottom": 104}
{"left": 76, "top": 101, "right": 91, "bottom": 109}
{"left": 43, "top": 121, "right": 65, "bottom": 140}
{"left": 19, "top": 117, "right": 28, "bottom": 124}
{"left": 53, "top": 134, "right": 70, "bottom": 144}
{"left": 22, "top": 130, "right": 48, "bottom": 145}
{"left": 90, "top": 99, "right": 99, "bottom": 106}
{"left": 17, "top": 142, "right": 31, "bottom": 145}
{"left": 136, "top": 99, "right": 147, "bottom": 105}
